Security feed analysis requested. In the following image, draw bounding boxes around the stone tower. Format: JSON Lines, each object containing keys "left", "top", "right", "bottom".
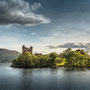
{"left": 29, "top": 46, "right": 33, "bottom": 54}
{"left": 22, "top": 45, "right": 33, "bottom": 55}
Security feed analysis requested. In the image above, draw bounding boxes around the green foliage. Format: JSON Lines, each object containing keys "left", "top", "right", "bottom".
{"left": 48, "top": 53, "right": 60, "bottom": 67}
{"left": 62, "top": 49, "right": 90, "bottom": 67}
{"left": 12, "top": 52, "right": 37, "bottom": 68}
{"left": 12, "top": 49, "right": 90, "bottom": 68}
{"left": 12, "top": 52, "right": 63, "bottom": 68}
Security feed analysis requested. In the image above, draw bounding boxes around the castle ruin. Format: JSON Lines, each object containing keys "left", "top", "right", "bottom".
{"left": 22, "top": 45, "right": 33, "bottom": 55}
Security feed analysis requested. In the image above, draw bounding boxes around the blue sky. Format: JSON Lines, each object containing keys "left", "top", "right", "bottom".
{"left": 0, "top": 0, "right": 90, "bottom": 53}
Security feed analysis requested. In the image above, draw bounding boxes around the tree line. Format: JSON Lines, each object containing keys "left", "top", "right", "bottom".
{"left": 11, "top": 48, "right": 90, "bottom": 68}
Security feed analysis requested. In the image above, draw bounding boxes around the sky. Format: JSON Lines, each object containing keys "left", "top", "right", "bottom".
{"left": 0, "top": 0, "right": 90, "bottom": 53}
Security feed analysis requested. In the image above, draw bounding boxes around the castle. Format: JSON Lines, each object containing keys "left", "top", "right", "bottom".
{"left": 22, "top": 45, "right": 62, "bottom": 57}
{"left": 22, "top": 45, "right": 33, "bottom": 55}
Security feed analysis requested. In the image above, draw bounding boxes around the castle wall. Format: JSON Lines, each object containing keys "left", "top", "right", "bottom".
{"left": 22, "top": 45, "right": 33, "bottom": 55}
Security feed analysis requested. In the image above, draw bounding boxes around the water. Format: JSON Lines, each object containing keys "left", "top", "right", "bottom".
{"left": 0, "top": 64, "right": 90, "bottom": 90}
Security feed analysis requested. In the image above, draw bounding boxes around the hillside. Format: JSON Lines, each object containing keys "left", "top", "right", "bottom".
{"left": 0, "top": 48, "right": 20, "bottom": 63}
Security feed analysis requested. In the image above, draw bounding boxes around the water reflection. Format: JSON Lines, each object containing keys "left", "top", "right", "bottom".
{"left": 0, "top": 64, "right": 90, "bottom": 90}
{"left": 64, "top": 67, "right": 87, "bottom": 71}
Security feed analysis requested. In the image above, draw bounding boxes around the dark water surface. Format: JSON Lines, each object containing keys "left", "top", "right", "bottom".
{"left": 0, "top": 64, "right": 90, "bottom": 90}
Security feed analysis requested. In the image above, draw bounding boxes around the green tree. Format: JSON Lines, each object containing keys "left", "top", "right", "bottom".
{"left": 48, "top": 53, "right": 59, "bottom": 67}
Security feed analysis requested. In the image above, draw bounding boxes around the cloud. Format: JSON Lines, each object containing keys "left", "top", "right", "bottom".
{"left": 31, "top": 32, "right": 36, "bottom": 35}
{"left": 47, "top": 42, "right": 90, "bottom": 51}
{"left": 31, "top": 3, "right": 41, "bottom": 11}
{"left": 0, "top": 0, "right": 50, "bottom": 26}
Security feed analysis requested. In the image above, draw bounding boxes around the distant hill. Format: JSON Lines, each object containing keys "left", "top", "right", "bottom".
{"left": 0, "top": 48, "right": 20, "bottom": 63}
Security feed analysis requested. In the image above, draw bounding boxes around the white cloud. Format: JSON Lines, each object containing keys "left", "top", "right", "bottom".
{"left": 31, "top": 32, "right": 36, "bottom": 35}
{"left": 31, "top": 3, "right": 41, "bottom": 11}
{"left": 0, "top": 0, "right": 50, "bottom": 26}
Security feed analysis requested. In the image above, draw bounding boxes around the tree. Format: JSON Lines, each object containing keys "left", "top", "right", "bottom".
{"left": 62, "top": 49, "right": 90, "bottom": 67}
{"left": 12, "top": 48, "right": 90, "bottom": 68}
{"left": 48, "top": 53, "right": 59, "bottom": 67}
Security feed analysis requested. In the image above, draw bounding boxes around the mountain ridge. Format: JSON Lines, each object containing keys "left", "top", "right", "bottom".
{"left": 0, "top": 48, "right": 21, "bottom": 63}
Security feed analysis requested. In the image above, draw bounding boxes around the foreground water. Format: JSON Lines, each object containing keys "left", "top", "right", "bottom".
{"left": 0, "top": 64, "right": 90, "bottom": 90}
